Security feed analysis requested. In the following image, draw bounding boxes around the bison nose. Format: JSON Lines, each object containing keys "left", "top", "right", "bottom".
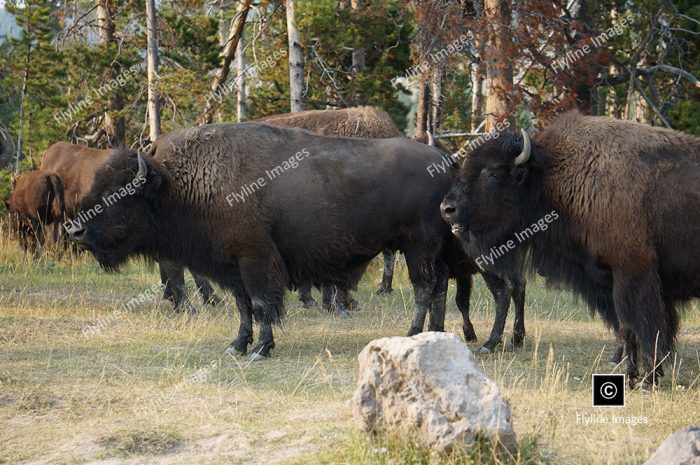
{"left": 440, "top": 200, "right": 458, "bottom": 221}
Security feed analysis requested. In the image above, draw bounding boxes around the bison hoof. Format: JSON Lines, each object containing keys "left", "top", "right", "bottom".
{"left": 223, "top": 346, "right": 245, "bottom": 356}
{"left": 376, "top": 286, "right": 393, "bottom": 295}
{"left": 300, "top": 298, "right": 318, "bottom": 309}
{"left": 406, "top": 326, "right": 423, "bottom": 337}
{"left": 247, "top": 341, "right": 274, "bottom": 360}
{"left": 463, "top": 326, "right": 477, "bottom": 342}
{"left": 247, "top": 351, "right": 267, "bottom": 362}
{"left": 478, "top": 346, "right": 493, "bottom": 355}
{"left": 204, "top": 293, "right": 224, "bottom": 306}
{"left": 610, "top": 352, "right": 623, "bottom": 366}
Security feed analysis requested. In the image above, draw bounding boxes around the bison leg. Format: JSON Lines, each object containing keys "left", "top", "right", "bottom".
{"left": 237, "top": 246, "right": 287, "bottom": 360}
{"left": 322, "top": 286, "right": 351, "bottom": 317}
{"left": 159, "top": 261, "right": 196, "bottom": 314}
{"left": 192, "top": 272, "right": 224, "bottom": 306}
{"left": 298, "top": 284, "right": 317, "bottom": 308}
{"left": 225, "top": 287, "right": 254, "bottom": 356}
{"left": 404, "top": 248, "right": 438, "bottom": 336}
{"left": 479, "top": 272, "right": 514, "bottom": 354}
{"left": 427, "top": 267, "right": 449, "bottom": 332}
{"left": 376, "top": 249, "right": 396, "bottom": 294}
{"left": 510, "top": 276, "right": 527, "bottom": 348}
{"left": 455, "top": 273, "right": 476, "bottom": 341}
{"left": 613, "top": 267, "right": 674, "bottom": 387}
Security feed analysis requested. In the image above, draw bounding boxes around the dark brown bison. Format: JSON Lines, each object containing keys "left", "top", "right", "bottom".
{"left": 260, "top": 106, "right": 403, "bottom": 298}
{"left": 256, "top": 107, "right": 528, "bottom": 352}
{"left": 68, "top": 123, "right": 453, "bottom": 359}
{"left": 160, "top": 106, "right": 404, "bottom": 310}
{"left": 40, "top": 142, "right": 221, "bottom": 309}
{"left": 6, "top": 170, "right": 65, "bottom": 254}
{"left": 440, "top": 111, "right": 700, "bottom": 386}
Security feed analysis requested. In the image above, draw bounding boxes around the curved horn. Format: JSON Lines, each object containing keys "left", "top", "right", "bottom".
{"left": 426, "top": 131, "right": 435, "bottom": 147}
{"left": 136, "top": 152, "right": 148, "bottom": 179}
{"left": 514, "top": 128, "right": 531, "bottom": 165}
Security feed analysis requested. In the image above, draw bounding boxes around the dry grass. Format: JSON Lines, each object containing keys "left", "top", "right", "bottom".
{"left": 0, "top": 230, "right": 698, "bottom": 465}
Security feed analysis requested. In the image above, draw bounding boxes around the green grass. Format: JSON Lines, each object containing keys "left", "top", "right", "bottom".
{"left": 0, "top": 228, "right": 699, "bottom": 465}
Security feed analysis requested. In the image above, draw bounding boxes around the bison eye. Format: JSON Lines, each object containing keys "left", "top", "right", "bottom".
{"left": 488, "top": 169, "right": 507, "bottom": 181}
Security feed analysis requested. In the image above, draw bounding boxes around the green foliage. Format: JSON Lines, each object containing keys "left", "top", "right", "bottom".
{"left": 313, "top": 432, "right": 554, "bottom": 465}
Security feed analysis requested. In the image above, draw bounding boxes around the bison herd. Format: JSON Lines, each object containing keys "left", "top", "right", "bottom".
{"left": 7, "top": 107, "right": 700, "bottom": 389}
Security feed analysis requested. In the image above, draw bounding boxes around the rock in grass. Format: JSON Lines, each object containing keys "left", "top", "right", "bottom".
{"left": 643, "top": 426, "right": 700, "bottom": 465}
{"left": 353, "top": 332, "right": 517, "bottom": 452}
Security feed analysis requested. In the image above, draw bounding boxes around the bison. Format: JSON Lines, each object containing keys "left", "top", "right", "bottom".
{"left": 440, "top": 111, "right": 700, "bottom": 387}
{"left": 40, "top": 142, "right": 222, "bottom": 310}
{"left": 6, "top": 170, "right": 65, "bottom": 254}
{"left": 161, "top": 106, "right": 404, "bottom": 310}
{"left": 68, "top": 123, "right": 454, "bottom": 359}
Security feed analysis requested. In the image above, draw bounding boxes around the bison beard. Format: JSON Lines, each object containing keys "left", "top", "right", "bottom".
{"left": 69, "top": 123, "right": 453, "bottom": 359}
{"left": 441, "top": 111, "right": 700, "bottom": 387}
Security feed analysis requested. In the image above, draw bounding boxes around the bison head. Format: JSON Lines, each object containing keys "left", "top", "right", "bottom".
{"left": 68, "top": 150, "right": 166, "bottom": 271}
{"left": 440, "top": 129, "right": 545, "bottom": 263}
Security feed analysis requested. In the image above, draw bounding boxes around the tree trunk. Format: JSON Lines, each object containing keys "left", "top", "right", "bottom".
{"left": 415, "top": 73, "right": 430, "bottom": 141}
{"left": 429, "top": 66, "right": 444, "bottom": 134}
{"left": 96, "top": 0, "right": 125, "bottom": 146}
{"left": 198, "top": 0, "right": 253, "bottom": 125}
{"left": 145, "top": 0, "right": 161, "bottom": 142}
{"left": 470, "top": 60, "right": 485, "bottom": 132}
{"left": 350, "top": 0, "right": 365, "bottom": 105}
{"left": 483, "top": 0, "right": 514, "bottom": 131}
{"left": 286, "top": 0, "right": 304, "bottom": 112}
{"left": 236, "top": 34, "right": 246, "bottom": 122}
{"left": 15, "top": 40, "right": 30, "bottom": 174}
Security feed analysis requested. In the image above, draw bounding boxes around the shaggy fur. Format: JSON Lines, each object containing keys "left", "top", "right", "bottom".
{"left": 257, "top": 106, "right": 403, "bottom": 138}
{"left": 442, "top": 110, "right": 700, "bottom": 386}
{"left": 7, "top": 170, "right": 65, "bottom": 253}
{"left": 72, "top": 123, "right": 454, "bottom": 357}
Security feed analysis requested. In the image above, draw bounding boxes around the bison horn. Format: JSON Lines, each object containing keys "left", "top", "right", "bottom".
{"left": 426, "top": 131, "right": 435, "bottom": 147}
{"left": 514, "top": 129, "right": 531, "bottom": 165}
{"left": 136, "top": 152, "right": 148, "bottom": 180}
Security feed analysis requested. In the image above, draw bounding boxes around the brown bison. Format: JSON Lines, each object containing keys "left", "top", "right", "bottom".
{"left": 6, "top": 170, "right": 65, "bottom": 254}
{"left": 68, "top": 123, "right": 454, "bottom": 359}
{"left": 440, "top": 111, "right": 700, "bottom": 387}
{"left": 40, "top": 142, "right": 221, "bottom": 309}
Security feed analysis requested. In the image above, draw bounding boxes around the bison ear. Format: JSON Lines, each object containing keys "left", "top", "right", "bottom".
{"left": 136, "top": 152, "right": 166, "bottom": 201}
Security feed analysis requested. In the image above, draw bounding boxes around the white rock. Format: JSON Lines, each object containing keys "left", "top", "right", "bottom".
{"left": 644, "top": 426, "right": 700, "bottom": 465}
{"left": 353, "top": 332, "right": 517, "bottom": 452}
